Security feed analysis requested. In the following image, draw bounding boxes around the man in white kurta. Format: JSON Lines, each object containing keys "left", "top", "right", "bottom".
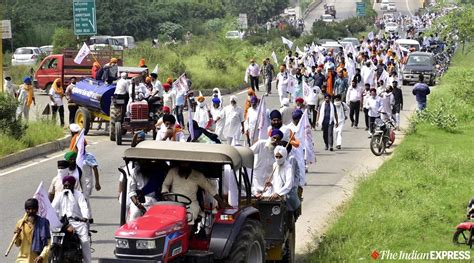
{"left": 210, "top": 98, "right": 225, "bottom": 140}
{"left": 223, "top": 96, "right": 244, "bottom": 146}
{"left": 51, "top": 176, "right": 91, "bottom": 263}
{"left": 162, "top": 164, "right": 218, "bottom": 223}
{"left": 244, "top": 97, "right": 259, "bottom": 146}
{"left": 263, "top": 146, "right": 293, "bottom": 200}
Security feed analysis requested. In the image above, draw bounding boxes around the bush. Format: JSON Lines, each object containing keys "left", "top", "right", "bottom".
{"left": 0, "top": 93, "right": 26, "bottom": 139}
{"left": 21, "top": 120, "right": 64, "bottom": 147}
{"left": 411, "top": 98, "right": 459, "bottom": 133}
{"left": 159, "top": 22, "right": 185, "bottom": 40}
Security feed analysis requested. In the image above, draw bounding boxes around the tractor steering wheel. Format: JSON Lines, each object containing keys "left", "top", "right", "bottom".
{"left": 161, "top": 193, "right": 192, "bottom": 206}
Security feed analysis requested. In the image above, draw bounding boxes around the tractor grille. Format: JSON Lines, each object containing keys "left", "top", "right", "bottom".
{"left": 115, "top": 236, "right": 165, "bottom": 259}
{"left": 130, "top": 101, "right": 149, "bottom": 121}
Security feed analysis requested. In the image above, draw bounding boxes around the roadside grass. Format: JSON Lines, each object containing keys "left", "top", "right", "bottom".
{"left": 124, "top": 35, "right": 284, "bottom": 91}
{"left": 0, "top": 120, "right": 64, "bottom": 158}
{"left": 308, "top": 45, "right": 474, "bottom": 261}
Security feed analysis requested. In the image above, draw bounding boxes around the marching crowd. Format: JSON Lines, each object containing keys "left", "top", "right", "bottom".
{"left": 9, "top": 5, "right": 460, "bottom": 263}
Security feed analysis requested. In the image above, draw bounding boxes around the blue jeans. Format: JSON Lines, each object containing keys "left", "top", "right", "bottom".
{"left": 417, "top": 101, "right": 427, "bottom": 111}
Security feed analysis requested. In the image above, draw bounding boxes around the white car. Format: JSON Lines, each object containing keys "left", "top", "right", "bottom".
{"left": 111, "top": 36, "right": 136, "bottom": 49}
{"left": 321, "top": 14, "right": 335, "bottom": 23}
{"left": 40, "top": 45, "right": 54, "bottom": 55}
{"left": 11, "top": 47, "right": 42, "bottom": 66}
{"left": 387, "top": 3, "right": 397, "bottom": 11}
{"left": 385, "top": 22, "right": 398, "bottom": 33}
{"left": 89, "top": 36, "right": 123, "bottom": 51}
{"left": 380, "top": 0, "right": 392, "bottom": 10}
{"left": 225, "top": 31, "right": 243, "bottom": 40}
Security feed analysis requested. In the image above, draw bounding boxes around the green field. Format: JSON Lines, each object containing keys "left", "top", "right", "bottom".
{"left": 308, "top": 46, "right": 474, "bottom": 261}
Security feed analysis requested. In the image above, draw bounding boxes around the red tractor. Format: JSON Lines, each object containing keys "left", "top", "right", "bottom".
{"left": 99, "top": 141, "right": 297, "bottom": 262}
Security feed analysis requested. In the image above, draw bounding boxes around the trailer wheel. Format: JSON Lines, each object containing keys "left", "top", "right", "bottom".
{"left": 115, "top": 122, "right": 122, "bottom": 145}
{"left": 75, "top": 108, "right": 91, "bottom": 135}
{"left": 109, "top": 121, "right": 116, "bottom": 141}
{"left": 226, "top": 219, "right": 265, "bottom": 263}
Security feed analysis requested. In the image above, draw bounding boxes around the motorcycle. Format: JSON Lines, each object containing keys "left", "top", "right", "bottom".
{"left": 370, "top": 114, "right": 396, "bottom": 156}
{"left": 453, "top": 198, "right": 474, "bottom": 248}
{"left": 49, "top": 215, "right": 95, "bottom": 263}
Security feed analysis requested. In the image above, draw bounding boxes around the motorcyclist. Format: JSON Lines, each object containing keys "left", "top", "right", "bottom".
{"left": 51, "top": 176, "right": 91, "bottom": 263}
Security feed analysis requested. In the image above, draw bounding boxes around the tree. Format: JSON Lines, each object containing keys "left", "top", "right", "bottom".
{"left": 52, "top": 28, "right": 77, "bottom": 53}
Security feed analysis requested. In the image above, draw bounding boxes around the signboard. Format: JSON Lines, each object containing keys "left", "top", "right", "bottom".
{"left": 356, "top": 2, "right": 366, "bottom": 17}
{"left": 73, "top": 0, "right": 97, "bottom": 36}
{"left": 238, "top": 13, "right": 248, "bottom": 29}
{"left": 1, "top": 20, "right": 12, "bottom": 39}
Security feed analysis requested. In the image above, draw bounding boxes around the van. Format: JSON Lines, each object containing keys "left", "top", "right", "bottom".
{"left": 395, "top": 39, "right": 421, "bottom": 52}
{"left": 89, "top": 36, "right": 123, "bottom": 51}
{"left": 111, "top": 36, "right": 136, "bottom": 49}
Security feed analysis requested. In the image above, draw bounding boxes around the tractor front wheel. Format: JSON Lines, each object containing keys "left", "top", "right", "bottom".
{"left": 226, "top": 219, "right": 265, "bottom": 263}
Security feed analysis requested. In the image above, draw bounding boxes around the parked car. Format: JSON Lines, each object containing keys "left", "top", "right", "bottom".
{"left": 11, "top": 47, "right": 42, "bottom": 66}
{"left": 89, "top": 36, "right": 123, "bottom": 51}
{"left": 40, "top": 45, "right": 54, "bottom": 55}
{"left": 396, "top": 39, "right": 421, "bottom": 52}
{"left": 402, "top": 52, "right": 436, "bottom": 86}
{"left": 341, "top": 37, "right": 360, "bottom": 50}
{"left": 385, "top": 22, "right": 398, "bottom": 33}
{"left": 321, "top": 14, "right": 335, "bottom": 23}
{"left": 111, "top": 36, "right": 136, "bottom": 49}
{"left": 225, "top": 30, "right": 243, "bottom": 40}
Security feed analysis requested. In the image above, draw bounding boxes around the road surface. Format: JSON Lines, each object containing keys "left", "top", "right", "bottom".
{"left": 0, "top": 2, "right": 424, "bottom": 262}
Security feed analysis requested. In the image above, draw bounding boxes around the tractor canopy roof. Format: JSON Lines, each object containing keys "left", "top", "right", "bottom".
{"left": 123, "top": 141, "right": 254, "bottom": 170}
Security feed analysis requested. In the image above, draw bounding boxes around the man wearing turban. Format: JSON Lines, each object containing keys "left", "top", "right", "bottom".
{"left": 155, "top": 114, "right": 185, "bottom": 142}
{"left": 210, "top": 97, "right": 224, "bottom": 140}
{"left": 222, "top": 96, "right": 244, "bottom": 145}
{"left": 51, "top": 176, "right": 91, "bottom": 263}
{"left": 16, "top": 77, "right": 36, "bottom": 122}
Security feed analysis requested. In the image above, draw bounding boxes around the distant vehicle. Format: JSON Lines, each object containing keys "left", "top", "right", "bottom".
{"left": 40, "top": 45, "right": 54, "bottom": 55}
{"left": 285, "top": 8, "right": 297, "bottom": 17}
{"left": 89, "top": 36, "right": 123, "bottom": 51}
{"left": 385, "top": 22, "right": 398, "bottom": 33}
{"left": 318, "top": 38, "right": 337, "bottom": 45}
{"left": 321, "top": 14, "right": 335, "bottom": 23}
{"left": 34, "top": 49, "right": 123, "bottom": 92}
{"left": 387, "top": 3, "right": 397, "bottom": 11}
{"left": 380, "top": 0, "right": 392, "bottom": 10}
{"left": 111, "top": 36, "right": 136, "bottom": 49}
{"left": 225, "top": 30, "right": 243, "bottom": 40}
{"left": 402, "top": 52, "right": 436, "bottom": 86}
{"left": 11, "top": 47, "right": 42, "bottom": 66}
{"left": 324, "top": 4, "right": 336, "bottom": 18}
{"left": 396, "top": 39, "right": 421, "bottom": 52}
{"left": 341, "top": 37, "right": 360, "bottom": 49}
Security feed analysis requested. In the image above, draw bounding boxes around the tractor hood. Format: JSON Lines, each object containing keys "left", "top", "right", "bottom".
{"left": 115, "top": 204, "right": 187, "bottom": 239}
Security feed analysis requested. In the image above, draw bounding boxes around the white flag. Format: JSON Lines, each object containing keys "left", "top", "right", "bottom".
{"left": 310, "top": 42, "right": 317, "bottom": 52}
{"left": 74, "top": 43, "right": 91, "bottom": 64}
{"left": 255, "top": 96, "right": 269, "bottom": 141}
{"left": 378, "top": 69, "right": 389, "bottom": 83}
{"left": 296, "top": 46, "right": 303, "bottom": 54}
{"left": 303, "top": 79, "right": 312, "bottom": 99}
{"left": 271, "top": 51, "right": 278, "bottom": 65}
{"left": 152, "top": 64, "right": 160, "bottom": 74}
{"left": 173, "top": 73, "right": 189, "bottom": 94}
{"left": 295, "top": 110, "right": 315, "bottom": 163}
{"left": 188, "top": 99, "right": 195, "bottom": 140}
{"left": 75, "top": 129, "right": 86, "bottom": 169}
{"left": 368, "top": 31, "right": 374, "bottom": 41}
{"left": 281, "top": 36, "right": 294, "bottom": 49}
{"left": 33, "top": 182, "right": 61, "bottom": 229}
{"left": 287, "top": 74, "right": 296, "bottom": 94}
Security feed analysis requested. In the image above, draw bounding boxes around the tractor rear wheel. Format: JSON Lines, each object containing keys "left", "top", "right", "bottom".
{"left": 115, "top": 122, "right": 122, "bottom": 145}
{"left": 75, "top": 108, "right": 91, "bottom": 135}
{"left": 226, "top": 219, "right": 265, "bottom": 263}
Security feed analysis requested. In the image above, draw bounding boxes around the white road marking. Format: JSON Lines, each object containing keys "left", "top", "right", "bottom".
{"left": 0, "top": 152, "right": 65, "bottom": 177}
{"left": 406, "top": 0, "right": 413, "bottom": 16}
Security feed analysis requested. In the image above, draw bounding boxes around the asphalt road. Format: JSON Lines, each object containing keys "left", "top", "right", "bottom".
{"left": 1, "top": 2, "right": 424, "bottom": 262}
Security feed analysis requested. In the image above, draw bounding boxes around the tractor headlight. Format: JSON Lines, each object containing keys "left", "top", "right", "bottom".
{"left": 136, "top": 240, "right": 156, "bottom": 249}
{"left": 271, "top": 205, "right": 281, "bottom": 216}
{"left": 116, "top": 239, "right": 129, "bottom": 248}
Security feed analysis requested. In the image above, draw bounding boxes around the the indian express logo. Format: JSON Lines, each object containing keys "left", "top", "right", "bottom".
{"left": 372, "top": 250, "right": 471, "bottom": 260}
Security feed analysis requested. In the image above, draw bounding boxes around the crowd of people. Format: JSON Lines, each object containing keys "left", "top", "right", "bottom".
{"left": 9, "top": 4, "right": 461, "bottom": 262}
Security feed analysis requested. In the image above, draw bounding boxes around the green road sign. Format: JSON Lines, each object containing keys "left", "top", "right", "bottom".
{"left": 356, "top": 2, "right": 366, "bottom": 17}
{"left": 73, "top": 0, "right": 97, "bottom": 36}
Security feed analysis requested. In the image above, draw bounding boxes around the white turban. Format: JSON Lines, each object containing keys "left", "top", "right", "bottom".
{"left": 274, "top": 145, "right": 288, "bottom": 159}
{"left": 230, "top": 95, "right": 237, "bottom": 103}
{"left": 69, "top": 123, "right": 81, "bottom": 133}
{"left": 281, "top": 98, "right": 290, "bottom": 107}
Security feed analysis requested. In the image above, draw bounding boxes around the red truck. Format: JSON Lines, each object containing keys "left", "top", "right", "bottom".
{"left": 34, "top": 49, "right": 123, "bottom": 91}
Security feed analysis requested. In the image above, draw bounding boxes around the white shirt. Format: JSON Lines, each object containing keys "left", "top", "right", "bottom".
{"left": 277, "top": 72, "right": 289, "bottom": 90}
{"left": 367, "top": 96, "right": 382, "bottom": 117}
{"left": 4, "top": 80, "right": 16, "bottom": 97}
{"left": 52, "top": 189, "right": 89, "bottom": 220}
{"left": 361, "top": 65, "right": 375, "bottom": 87}
{"left": 163, "top": 90, "right": 176, "bottom": 109}
{"left": 346, "top": 85, "right": 363, "bottom": 102}
{"left": 305, "top": 86, "right": 320, "bottom": 106}
{"left": 245, "top": 107, "right": 259, "bottom": 140}
{"left": 151, "top": 79, "right": 163, "bottom": 97}
{"left": 250, "top": 140, "right": 276, "bottom": 194}
{"left": 246, "top": 64, "right": 260, "bottom": 77}
{"left": 223, "top": 105, "right": 244, "bottom": 138}
{"left": 128, "top": 83, "right": 149, "bottom": 100}
{"left": 49, "top": 87, "right": 64, "bottom": 106}
{"left": 263, "top": 161, "right": 293, "bottom": 196}
{"left": 115, "top": 78, "right": 130, "bottom": 95}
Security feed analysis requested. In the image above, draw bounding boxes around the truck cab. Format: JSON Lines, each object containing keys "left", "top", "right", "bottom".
{"left": 34, "top": 49, "right": 123, "bottom": 92}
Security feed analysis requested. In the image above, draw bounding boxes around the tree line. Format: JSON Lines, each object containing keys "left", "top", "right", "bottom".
{"left": 2, "top": 0, "right": 288, "bottom": 50}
